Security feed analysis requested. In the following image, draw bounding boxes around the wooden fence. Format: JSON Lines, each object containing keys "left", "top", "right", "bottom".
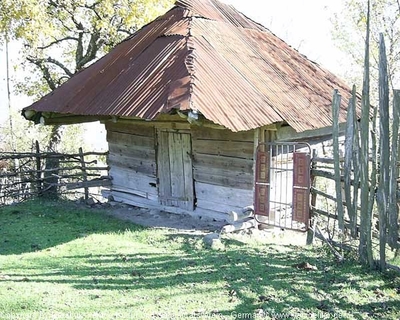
{"left": 0, "top": 142, "right": 111, "bottom": 205}
{"left": 304, "top": 28, "right": 400, "bottom": 272}
{"left": 309, "top": 143, "right": 400, "bottom": 271}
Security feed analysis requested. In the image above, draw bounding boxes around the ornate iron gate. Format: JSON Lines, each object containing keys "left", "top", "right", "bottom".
{"left": 254, "top": 142, "right": 311, "bottom": 231}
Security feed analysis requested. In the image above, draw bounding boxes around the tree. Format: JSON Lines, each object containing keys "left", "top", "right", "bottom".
{"left": 332, "top": 0, "right": 400, "bottom": 91}
{"left": 333, "top": 0, "right": 400, "bottom": 262}
{"left": 0, "top": 0, "right": 173, "bottom": 151}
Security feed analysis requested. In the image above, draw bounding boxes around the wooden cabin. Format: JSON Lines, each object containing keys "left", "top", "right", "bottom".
{"left": 22, "top": 0, "right": 357, "bottom": 222}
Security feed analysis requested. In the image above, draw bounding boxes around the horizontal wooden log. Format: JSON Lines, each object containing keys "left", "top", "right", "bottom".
{"left": 66, "top": 178, "right": 112, "bottom": 190}
{"left": 312, "top": 207, "right": 341, "bottom": 221}
{"left": 110, "top": 166, "right": 156, "bottom": 191}
{"left": 312, "top": 157, "right": 345, "bottom": 164}
{"left": 110, "top": 190, "right": 229, "bottom": 221}
{"left": 192, "top": 139, "right": 254, "bottom": 159}
{"left": 0, "top": 166, "right": 109, "bottom": 179}
{"left": 111, "top": 186, "right": 158, "bottom": 201}
{"left": 196, "top": 198, "right": 245, "bottom": 215}
{"left": 41, "top": 115, "right": 110, "bottom": 125}
{"left": 0, "top": 151, "right": 108, "bottom": 160}
{"left": 311, "top": 187, "right": 337, "bottom": 202}
{"left": 229, "top": 206, "right": 254, "bottom": 222}
{"left": 195, "top": 182, "right": 253, "bottom": 208}
{"left": 108, "top": 143, "right": 155, "bottom": 162}
{"left": 194, "top": 167, "right": 253, "bottom": 189}
{"left": 108, "top": 154, "right": 156, "bottom": 176}
{"left": 106, "top": 131, "right": 154, "bottom": 149}
{"left": 105, "top": 117, "right": 191, "bottom": 131}
{"left": 311, "top": 169, "right": 335, "bottom": 180}
{"left": 106, "top": 122, "right": 155, "bottom": 137}
{"left": 221, "top": 219, "right": 257, "bottom": 233}
{"left": 191, "top": 126, "right": 254, "bottom": 142}
{"left": 193, "top": 153, "right": 253, "bottom": 173}
{"left": 311, "top": 187, "right": 362, "bottom": 211}
{"left": 59, "top": 159, "right": 98, "bottom": 165}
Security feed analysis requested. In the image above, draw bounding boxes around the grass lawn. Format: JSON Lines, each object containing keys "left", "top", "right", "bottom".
{"left": 0, "top": 199, "right": 399, "bottom": 319}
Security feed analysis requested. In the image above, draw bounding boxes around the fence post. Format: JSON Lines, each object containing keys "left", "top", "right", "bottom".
{"left": 377, "top": 33, "right": 390, "bottom": 271}
{"left": 306, "top": 149, "right": 317, "bottom": 245}
{"left": 332, "top": 90, "right": 345, "bottom": 232}
{"left": 79, "top": 147, "right": 89, "bottom": 200}
{"left": 35, "top": 141, "right": 42, "bottom": 197}
{"left": 388, "top": 90, "right": 400, "bottom": 250}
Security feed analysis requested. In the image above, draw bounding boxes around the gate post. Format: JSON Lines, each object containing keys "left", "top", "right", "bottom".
{"left": 307, "top": 149, "right": 317, "bottom": 245}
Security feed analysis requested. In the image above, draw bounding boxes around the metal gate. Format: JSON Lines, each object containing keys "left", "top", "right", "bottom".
{"left": 254, "top": 142, "right": 311, "bottom": 232}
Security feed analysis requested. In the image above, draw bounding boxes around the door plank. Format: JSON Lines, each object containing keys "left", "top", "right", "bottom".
{"left": 158, "top": 131, "right": 172, "bottom": 206}
{"left": 181, "top": 133, "right": 194, "bottom": 210}
{"left": 169, "top": 133, "right": 184, "bottom": 207}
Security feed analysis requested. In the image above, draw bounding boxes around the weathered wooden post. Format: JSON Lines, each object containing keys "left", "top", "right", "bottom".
{"left": 35, "top": 140, "right": 42, "bottom": 197}
{"left": 43, "top": 153, "right": 60, "bottom": 199}
{"left": 344, "top": 90, "right": 356, "bottom": 238}
{"left": 332, "top": 89, "right": 345, "bottom": 232}
{"left": 388, "top": 90, "right": 400, "bottom": 251}
{"left": 79, "top": 147, "right": 89, "bottom": 201}
{"left": 306, "top": 149, "right": 318, "bottom": 245}
{"left": 377, "top": 33, "right": 390, "bottom": 271}
{"left": 351, "top": 86, "right": 360, "bottom": 238}
{"left": 359, "top": 0, "right": 375, "bottom": 268}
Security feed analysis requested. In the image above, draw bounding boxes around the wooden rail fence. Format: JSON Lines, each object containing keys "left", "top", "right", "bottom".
{"left": 309, "top": 153, "right": 400, "bottom": 267}
{"left": 0, "top": 142, "right": 110, "bottom": 205}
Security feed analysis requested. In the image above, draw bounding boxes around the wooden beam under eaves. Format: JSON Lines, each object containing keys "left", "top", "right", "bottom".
{"left": 41, "top": 115, "right": 111, "bottom": 125}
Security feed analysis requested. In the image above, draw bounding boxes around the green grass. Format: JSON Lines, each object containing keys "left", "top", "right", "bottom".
{"left": 0, "top": 200, "right": 399, "bottom": 319}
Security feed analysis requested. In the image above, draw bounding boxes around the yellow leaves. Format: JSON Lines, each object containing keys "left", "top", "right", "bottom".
{"left": 2, "top": 0, "right": 175, "bottom": 98}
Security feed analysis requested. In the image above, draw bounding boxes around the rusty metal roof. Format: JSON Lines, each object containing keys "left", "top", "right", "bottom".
{"left": 23, "top": 0, "right": 357, "bottom": 132}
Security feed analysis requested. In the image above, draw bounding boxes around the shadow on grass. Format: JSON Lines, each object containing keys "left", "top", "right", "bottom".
{"left": 1, "top": 200, "right": 399, "bottom": 318}
{"left": 0, "top": 199, "right": 145, "bottom": 255}
{"left": 4, "top": 234, "right": 400, "bottom": 318}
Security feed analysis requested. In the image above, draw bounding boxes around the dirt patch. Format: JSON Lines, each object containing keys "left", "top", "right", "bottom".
{"left": 83, "top": 200, "right": 308, "bottom": 244}
{"left": 95, "top": 202, "right": 226, "bottom": 233}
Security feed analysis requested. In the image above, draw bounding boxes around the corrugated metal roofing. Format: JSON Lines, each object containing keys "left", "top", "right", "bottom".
{"left": 23, "top": 0, "right": 357, "bottom": 132}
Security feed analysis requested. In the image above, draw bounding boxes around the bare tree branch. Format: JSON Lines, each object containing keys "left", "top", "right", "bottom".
{"left": 27, "top": 57, "right": 57, "bottom": 91}
{"left": 56, "top": 76, "right": 70, "bottom": 86}
{"left": 38, "top": 36, "right": 78, "bottom": 50}
{"left": 28, "top": 56, "right": 74, "bottom": 78}
{"left": 117, "top": 28, "right": 134, "bottom": 36}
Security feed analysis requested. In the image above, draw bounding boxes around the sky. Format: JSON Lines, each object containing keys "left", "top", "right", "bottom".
{"left": 0, "top": 0, "right": 348, "bottom": 126}
{"left": 220, "top": 0, "right": 347, "bottom": 72}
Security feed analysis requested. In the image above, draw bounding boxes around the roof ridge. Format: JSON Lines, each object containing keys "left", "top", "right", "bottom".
{"left": 175, "top": 0, "right": 269, "bottom": 32}
{"left": 184, "top": 16, "right": 196, "bottom": 112}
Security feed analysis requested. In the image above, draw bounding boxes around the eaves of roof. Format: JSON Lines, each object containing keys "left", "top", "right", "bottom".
{"left": 23, "top": 0, "right": 359, "bottom": 133}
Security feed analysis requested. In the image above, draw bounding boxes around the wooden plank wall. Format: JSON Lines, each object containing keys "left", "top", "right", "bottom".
{"left": 191, "top": 126, "right": 255, "bottom": 217}
{"left": 105, "top": 122, "right": 159, "bottom": 207}
{"left": 105, "top": 121, "right": 258, "bottom": 221}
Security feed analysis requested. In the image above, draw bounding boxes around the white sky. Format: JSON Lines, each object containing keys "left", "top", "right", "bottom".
{"left": 0, "top": 0, "right": 348, "bottom": 125}
{"left": 220, "top": 0, "right": 347, "bottom": 71}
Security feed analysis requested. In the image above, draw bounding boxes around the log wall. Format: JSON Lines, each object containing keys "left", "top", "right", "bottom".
{"left": 105, "top": 121, "right": 257, "bottom": 221}
{"left": 191, "top": 126, "right": 255, "bottom": 218}
{"left": 106, "top": 122, "right": 158, "bottom": 207}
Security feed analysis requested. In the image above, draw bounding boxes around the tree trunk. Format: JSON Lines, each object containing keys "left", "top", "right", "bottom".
{"left": 43, "top": 124, "right": 62, "bottom": 198}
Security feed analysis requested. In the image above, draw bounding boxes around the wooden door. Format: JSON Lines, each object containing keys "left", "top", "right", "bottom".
{"left": 157, "top": 130, "right": 194, "bottom": 210}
